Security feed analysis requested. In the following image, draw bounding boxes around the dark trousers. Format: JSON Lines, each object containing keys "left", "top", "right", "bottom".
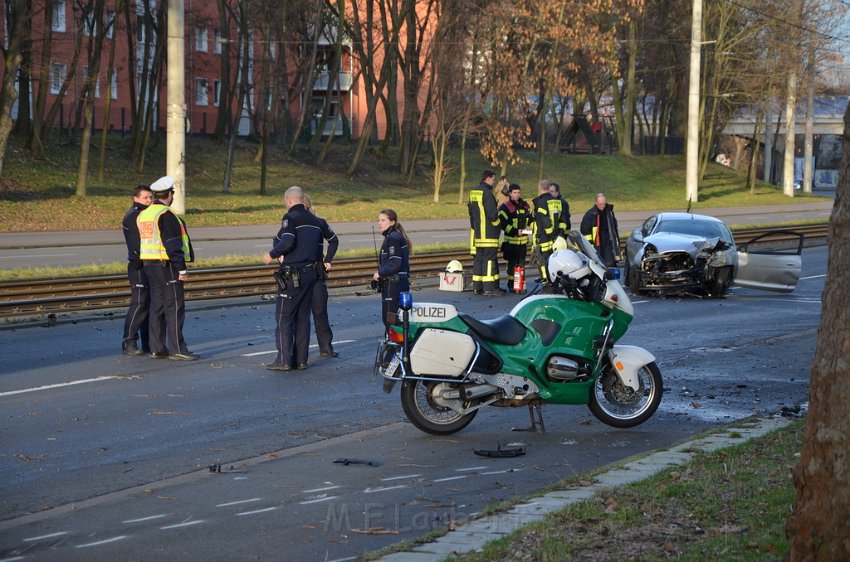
{"left": 472, "top": 245, "right": 499, "bottom": 292}
{"left": 381, "top": 276, "right": 409, "bottom": 332}
{"left": 503, "top": 243, "right": 528, "bottom": 291}
{"left": 311, "top": 278, "right": 333, "bottom": 354}
{"left": 145, "top": 262, "right": 189, "bottom": 355}
{"left": 537, "top": 249, "right": 553, "bottom": 284}
{"left": 275, "top": 268, "right": 317, "bottom": 366}
{"left": 123, "top": 262, "right": 150, "bottom": 350}
{"left": 597, "top": 243, "right": 617, "bottom": 267}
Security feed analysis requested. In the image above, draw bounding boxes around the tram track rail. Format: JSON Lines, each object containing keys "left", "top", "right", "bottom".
{"left": 0, "top": 224, "right": 828, "bottom": 318}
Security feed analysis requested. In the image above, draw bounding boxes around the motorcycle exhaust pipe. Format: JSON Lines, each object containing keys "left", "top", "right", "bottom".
{"left": 463, "top": 384, "right": 500, "bottom": 401}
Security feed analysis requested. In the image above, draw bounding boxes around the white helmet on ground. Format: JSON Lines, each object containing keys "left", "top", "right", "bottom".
{"left": 446, "top": 259, "right": 464, "bottom": 273}
{"left": 548, "top": 250, "right": 592, "bottom": 283}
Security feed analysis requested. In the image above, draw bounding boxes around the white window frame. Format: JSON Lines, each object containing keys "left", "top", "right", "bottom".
{"left": 195, "top": 77, "right": 209, "bottom": 106}
{"left": 52, "top": 0, "right": 66, "bottom": 32}
{"left": 50, "top": 62, "right": 66, "bottom": 94}
{"left": 214, "top": 29, "right": 222, "bottom": 55}
{"left": 84, "top": 66, "right": 101, "bottom": 98}
{"left": 195, "top": 26, "right": 208, "bottom": 52}
{"left": 110, "top": 69, "right": 118, "bottom": 99}
{"left": 105, "top": 10, "right": 115, "bottom": 39}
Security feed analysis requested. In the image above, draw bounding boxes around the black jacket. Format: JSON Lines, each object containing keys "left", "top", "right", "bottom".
{"left": 269, "top": 204, "right": 325, "bottom": 266}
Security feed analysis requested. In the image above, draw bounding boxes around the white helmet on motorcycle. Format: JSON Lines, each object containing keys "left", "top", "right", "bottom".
{"left": 548, "top": 249, "right": 592, "bottom": 282}
{"left": 446, "top": 259, "right": 464, "bottom": 273}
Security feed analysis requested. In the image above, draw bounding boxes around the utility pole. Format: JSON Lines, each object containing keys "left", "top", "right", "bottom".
{"left": 685, "top": 0, "right": 702, "bottom": 203}
{"left": 167, "top": 0, "right": 186, "bottom": 214}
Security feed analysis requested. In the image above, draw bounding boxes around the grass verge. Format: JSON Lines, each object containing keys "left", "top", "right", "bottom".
{"left": 429, "top": 419, "right": 804, "bottom": 562}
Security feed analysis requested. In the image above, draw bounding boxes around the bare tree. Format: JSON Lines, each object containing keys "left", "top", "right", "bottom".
{"left": 785, "top": 100, "right": 850, "bottom": 561}
{"left": 75, "top": 0, "right": 107, "bottom": 197}
{"left": 0, "top": 0, "right": 32, "bottom": 178}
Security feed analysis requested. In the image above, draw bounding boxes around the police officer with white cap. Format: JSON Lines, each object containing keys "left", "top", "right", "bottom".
{"left": 137, "top": 176, "right": 199, "bottom": 360}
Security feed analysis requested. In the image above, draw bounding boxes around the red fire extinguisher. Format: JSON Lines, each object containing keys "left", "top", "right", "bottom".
{"left": 513, "top": 266, "right": 525, "bottom": 293}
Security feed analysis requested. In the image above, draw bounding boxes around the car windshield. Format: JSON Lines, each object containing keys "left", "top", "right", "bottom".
{"left": 656, "top": 219, "right": 733, "bottom": 244}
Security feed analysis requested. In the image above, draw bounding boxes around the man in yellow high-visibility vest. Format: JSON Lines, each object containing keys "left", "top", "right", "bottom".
{"left": 137, "top": 176, "right": 198, "bottom": 361}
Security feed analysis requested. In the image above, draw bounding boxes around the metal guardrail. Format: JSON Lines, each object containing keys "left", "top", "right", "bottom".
{"left": 0, "top": 224, "right": 828, "bottom": 318}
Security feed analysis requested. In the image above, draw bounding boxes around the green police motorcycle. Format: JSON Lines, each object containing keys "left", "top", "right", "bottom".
{"left": 375, "top": 232, "right": 662, "bottom": 435}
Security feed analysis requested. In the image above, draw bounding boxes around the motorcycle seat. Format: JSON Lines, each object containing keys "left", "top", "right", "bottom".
{"left": 459, "top": 313, "right": 526, "bottom": 345}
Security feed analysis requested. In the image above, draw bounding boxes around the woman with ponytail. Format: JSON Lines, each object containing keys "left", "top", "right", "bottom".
{"left": 372, "top": 209, "right": 412, "bottom": 332}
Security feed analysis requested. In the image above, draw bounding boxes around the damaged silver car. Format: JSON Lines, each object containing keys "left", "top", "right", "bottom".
{"left": 624, "top": 212, "right": 803, "bottom": 297}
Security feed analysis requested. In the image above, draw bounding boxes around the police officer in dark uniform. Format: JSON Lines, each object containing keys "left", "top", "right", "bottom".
{"left": 137, "top": 176, "right": 198, "bottom": 360}
{"left": 498, "top": 183, "right": 531, "bottom": 293}
{"left": 121, "top": 184, "right": 153, "bottom": 355}
{"left": 468, "top": 170, "right": 502, "bottom": 295}
{"left": 372, "top": 208, "right": 411, "bottom": 334}
{"left": 263, "top": 186, "right": 324, "bottom": 372}
{"left": 303, "top": 194, "right": 340, "bottom": 359}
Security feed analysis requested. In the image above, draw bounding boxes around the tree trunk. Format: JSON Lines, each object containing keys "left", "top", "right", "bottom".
{"left": 11, "top": 0, "right": 33, "bottom": 137}
{"left": 213, "top": 0, "right": 232, "bottom": 141}
{"left": 76, "top": 0, "right": 107, "bottom": 197}
{"left": 0, "top": 0, "right": 30, "bottom": 178}
{"left": 786, "top": 102, "right": 850, "bottom": 561}
{"left": 97, "top": 0, "right": 123, "bottom": 182}
{"left": 781, "top": 65, "right": 798, "bottom": 196}
{"left": 26, "top": 0, "right": 53, "bottom": 159}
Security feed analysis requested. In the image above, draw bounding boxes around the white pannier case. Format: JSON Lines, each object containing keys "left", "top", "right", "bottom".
{"left": 410, "top": 328, "right": 476, "bottom": 376}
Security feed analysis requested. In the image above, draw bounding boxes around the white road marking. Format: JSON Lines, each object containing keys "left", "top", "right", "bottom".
{"left": 24, "top": 531, "right": 69, "bottom": 541}
{"left": 303, "top": 485, "right": 340, "bottom": 493}
{"left": 123, "top": 514, "right": 169, "bottom": 523}
{"left": 236, "top": 507, "right": 278, "bottom": 516}
{"left": 160, "top": 520, "right": 205, "bottom": 530}
{"left": 456, "top": 466, "right": 486, "bottom": 472}
{"left": 300, "top": 496, "right": 337, "bottom": 505}
{"left": 433, "top": 475, "right": 467, "bottom": 483}
{"left": 1, "top": 376, "right": 119, "bottom": 397}
{"left": 75, "top": 536, "right": 127, "bottom": 548}
{"left": 216, "top": 498, "right": 262, "bottom": 507}
{"left": 327, "top": 557, "right": 359, "bottom": 562}
{"left": 363, "top": 485, "right": 406, "bottom": 494}
{"left": 800, "top": 274, "right": 826, "bottom": 280}
{"left": 0, "top": 253, "right": 76, "bottom": 259}
{"left": 482, "top": 469, "right": 522, "bottom": 476}
{"left": 242, "top": 340, "right": 356, "bottom": 358}
{"left": 380, "top": 473, "right": 422, "bottom": 481}
{"left": 0, "top": 556, "right": 25, "bottom": 561}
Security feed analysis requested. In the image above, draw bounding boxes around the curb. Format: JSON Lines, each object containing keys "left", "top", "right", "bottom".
{"left": 371, "top": 415, "right": 794, "bottom": 561}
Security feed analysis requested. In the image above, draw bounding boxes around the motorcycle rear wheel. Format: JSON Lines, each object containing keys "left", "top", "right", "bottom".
{"left": 400, "top": 380, "right": 478, "bottom": 435}
{"left": 589, "top": 361, "right": 663, "bottom": 428}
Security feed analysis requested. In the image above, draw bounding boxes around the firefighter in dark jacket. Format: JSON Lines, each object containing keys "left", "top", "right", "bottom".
{"left": 468, "top": 170, "right": 502, "bottom": 295}
{"left": 121, "top": 184, "right": 153, "bottom": 355}
{"left": 373, "top": 209, "right": 411, "bottom": 333}
{"left": 580, "top": 193, "right": 621, "bottom": 267}
{"left": 137, "top": 176, "right": 198, "bottom": 361}
{"left": 498, "top": 183, "right": 530, "bottom": 293}
{"left": 263, "top": 186, "right": 325, "bottom": 372}
{"left": 549, "top": 182, "right": 571, "bottom": 235}
{"left": 531, "top": 179, "right": 565, "bottom": 282}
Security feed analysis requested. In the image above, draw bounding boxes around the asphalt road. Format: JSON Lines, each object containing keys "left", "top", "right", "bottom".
{"left": 0, "top": 246, "right": 825, "bottom": 561}
{"left": 0, "top": 199, "right": 834, "bottom": 270}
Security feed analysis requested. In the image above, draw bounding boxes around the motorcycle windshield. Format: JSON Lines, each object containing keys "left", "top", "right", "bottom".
{"left": 569, "top": 230, "right": 605, "bottom": 268}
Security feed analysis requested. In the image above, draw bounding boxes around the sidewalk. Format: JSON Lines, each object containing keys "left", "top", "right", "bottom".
{"left": 0, "top": 198, "right": 834, "bottom": 249}
{"left": 372, "top": 415, "right": 792, "bottom": 562}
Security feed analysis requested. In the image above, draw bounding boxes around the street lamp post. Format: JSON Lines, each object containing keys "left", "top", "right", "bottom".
{"left": 167, "top": 0, "right": 186, "bottom": 214}
{"left": 685, "top": 0, "right": 702, "bottom": 203}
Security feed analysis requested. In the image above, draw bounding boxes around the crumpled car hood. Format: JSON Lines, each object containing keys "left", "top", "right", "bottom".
{"left": 644, "top": 233, "right": 722, "bottom": 254}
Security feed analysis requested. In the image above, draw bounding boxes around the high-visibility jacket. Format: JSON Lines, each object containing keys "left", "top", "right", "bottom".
{"left": 498, "top": 198, "right": 531, "bottom": 245}
{"left": 467, "top": 182, "right": 501, "bottom": 248}
{"left": 531, "top": 193, "right": 563, "bottom": 253}
{"left": 137, "top": 203, "right": 192, "bottom": 262}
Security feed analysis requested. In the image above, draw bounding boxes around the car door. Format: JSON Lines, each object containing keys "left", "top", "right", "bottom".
{"left": 733, "top": 231, "right": 804, "bottom": 292}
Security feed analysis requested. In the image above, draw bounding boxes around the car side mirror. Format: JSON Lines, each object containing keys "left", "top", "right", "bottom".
{"left": 631, "top": 230, "right": 643, "bottom": 242}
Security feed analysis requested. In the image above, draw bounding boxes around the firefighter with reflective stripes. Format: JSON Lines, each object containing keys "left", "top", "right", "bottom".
{"left": 580, "top": 192, "right": 621, "bottom": 267}
{"left": 468, "top": 170, "right": 502, "bottom": 295}
{"left": 498, "top": 183, "right": 530, "bottom": 294}
{"left": 137, "top": 176, "right": 198, "bottom": 361}
{"left": 531, "top": 179, "right": 565, "bottom": 282}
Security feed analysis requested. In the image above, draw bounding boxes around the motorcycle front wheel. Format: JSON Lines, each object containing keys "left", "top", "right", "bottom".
{"left": 400, "top": 380, "right": 478, "bottom": 435}
{"left": 589, "top": 361, "right": 663, "bottom": 428}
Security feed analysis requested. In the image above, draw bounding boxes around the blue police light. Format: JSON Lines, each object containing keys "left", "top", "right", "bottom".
{"left": 399, "top": 291, "right": 413, "bottom": 310}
